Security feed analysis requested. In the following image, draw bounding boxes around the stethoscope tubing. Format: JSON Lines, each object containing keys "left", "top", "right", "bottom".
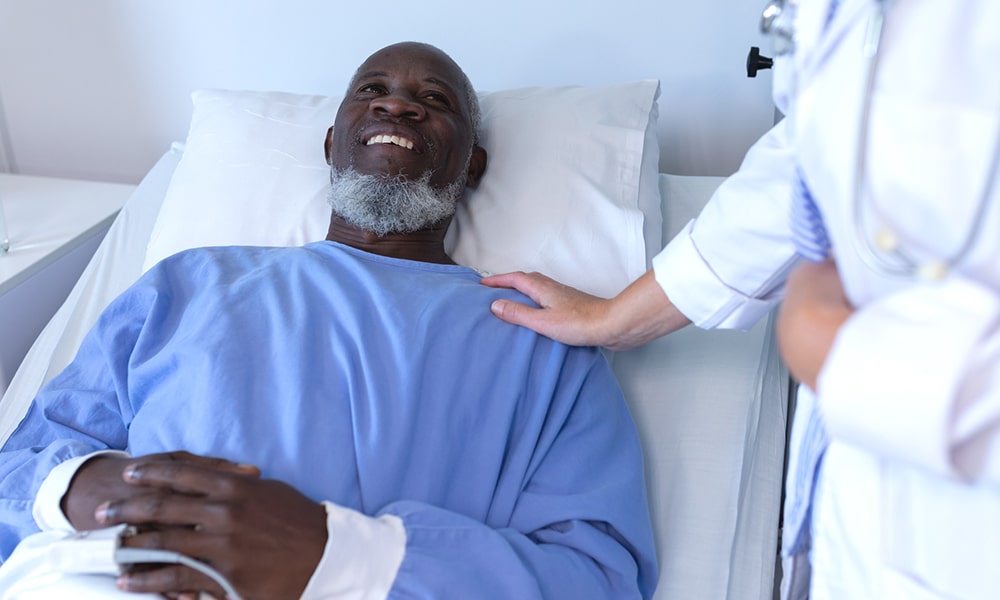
{"left": 849, "top": 0, "right": 998, "bottom": 279}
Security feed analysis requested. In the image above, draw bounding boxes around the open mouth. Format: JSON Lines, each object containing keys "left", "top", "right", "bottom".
{"left": 366, "top": 134, "right": 415, "bottom": 150}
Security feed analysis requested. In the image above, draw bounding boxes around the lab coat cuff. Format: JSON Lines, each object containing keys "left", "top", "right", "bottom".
{"left": 300, "top": 501, "right": 406, "bottom": 600}
{"left": 653, "top": 221, "right": 777, "bottom": 330}
{"left": 32, "top": 450, "right": 130, "bottom": 533}
{"left": 818, "top": 276, "right": 998, "bottom": 479}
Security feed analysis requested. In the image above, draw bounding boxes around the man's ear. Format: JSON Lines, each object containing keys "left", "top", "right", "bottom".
{"left": 465, "top": 145, "right": 488, "bottom": 189}
{"left": 324, "top": 126, "right": 335, "bottom": 166}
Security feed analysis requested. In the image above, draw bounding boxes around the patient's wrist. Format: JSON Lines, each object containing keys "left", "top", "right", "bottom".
{"left": 61, "top": 454, "right": 133, "bottom": 531}
{"left": 31, "top": 450, "right": 129, "bottom": 533}
{"left": 300, "top": 502, "right": 405, "bottom": 599}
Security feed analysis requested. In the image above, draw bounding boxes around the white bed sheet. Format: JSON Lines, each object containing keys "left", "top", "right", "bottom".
{"left": 0, "top": 153, "right": 788, "bottom": 600}
{"left": 0, "top": 145, "right": 179, "bottom": 442}
{"left": 609, "top": 174, "right": 787, "bottom": 600}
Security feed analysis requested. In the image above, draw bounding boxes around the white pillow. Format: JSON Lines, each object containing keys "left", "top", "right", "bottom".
{"left": 144, "top": 82, "right": 662, "bottom": 298}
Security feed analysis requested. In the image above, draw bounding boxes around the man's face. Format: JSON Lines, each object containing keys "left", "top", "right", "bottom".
{"left": 328, "top": 42, "right": 479, "bottom": 190}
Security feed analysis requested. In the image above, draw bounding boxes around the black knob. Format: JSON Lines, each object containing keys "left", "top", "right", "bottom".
{"left": 746, "top": 46, "right": 774, "bottom": 78}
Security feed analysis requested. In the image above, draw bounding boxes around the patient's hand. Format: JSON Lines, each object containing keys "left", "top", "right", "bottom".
{"left": 95, "top": 458, "right": 328, "bottom": 600}
{"left": 62, "top": 451, "right": 261, "bottom": 531}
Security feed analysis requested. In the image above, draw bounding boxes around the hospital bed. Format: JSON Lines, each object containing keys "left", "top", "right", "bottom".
{"left": 0, "top": 81, "right": 788, "bottom": 599}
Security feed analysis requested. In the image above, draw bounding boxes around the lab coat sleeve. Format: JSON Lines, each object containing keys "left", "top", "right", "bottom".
{"left": 652, "top": 118, "right": 800, "bottom": 330}
{"left": 818, "top": 273, "right": 1000, "bottom": 486}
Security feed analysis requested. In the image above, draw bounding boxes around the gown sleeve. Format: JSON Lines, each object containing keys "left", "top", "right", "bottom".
{"left": 0, "top": 281, "right": 153, "bottom": 561}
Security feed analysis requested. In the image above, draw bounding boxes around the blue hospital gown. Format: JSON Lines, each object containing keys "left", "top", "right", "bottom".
{"left": 0, "top": 241, "right": 657, "bottom": 598}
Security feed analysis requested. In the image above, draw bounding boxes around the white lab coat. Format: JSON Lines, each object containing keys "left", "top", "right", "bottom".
{"left": 656, "top": 0, "right": 1000, "bottom": 597}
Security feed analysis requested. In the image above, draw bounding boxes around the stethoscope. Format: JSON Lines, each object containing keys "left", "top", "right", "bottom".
{"left": 761, "top": 0, "right": 1000, "bottom": 280}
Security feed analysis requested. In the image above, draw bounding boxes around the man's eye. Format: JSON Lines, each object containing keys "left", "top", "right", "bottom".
{"left": 359, "top": 84, "right": 384, "bottom": 94}
{"left": 425, "top": 92, "right": 451, "bottom": 106}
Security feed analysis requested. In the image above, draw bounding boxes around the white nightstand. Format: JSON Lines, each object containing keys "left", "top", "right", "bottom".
{"left": 0, "top": 174, "right": 136, "bottom": 397}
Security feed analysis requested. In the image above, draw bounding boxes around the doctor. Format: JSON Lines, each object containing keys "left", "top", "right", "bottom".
{"left": 485, "top": 0, "right": 1000, "bottom": 598}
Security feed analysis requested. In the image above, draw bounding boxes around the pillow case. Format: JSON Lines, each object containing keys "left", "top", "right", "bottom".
{"left": 144, "top": 81, "right": 662, "bottom": 298}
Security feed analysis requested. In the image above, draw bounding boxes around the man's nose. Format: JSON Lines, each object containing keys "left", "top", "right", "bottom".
{"left": 370, "top": 92, "right": 426, "bottom": 121}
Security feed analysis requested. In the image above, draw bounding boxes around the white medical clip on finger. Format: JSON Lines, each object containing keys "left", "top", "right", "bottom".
{"left": 44, "top": 526, "right": 124, "bottom": 576}
{"left": 114, "top": 546, "right": 244, "bottom": 600}
{"left": 44, "top": 525, "right": 243, "bottom": 599}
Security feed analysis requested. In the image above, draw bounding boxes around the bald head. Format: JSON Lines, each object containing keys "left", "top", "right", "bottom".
{"left": 326, "top": 41, "right": 486, "bottom": 190}
{"left": 346, "top": 43, "right": 481, "bottom": 144}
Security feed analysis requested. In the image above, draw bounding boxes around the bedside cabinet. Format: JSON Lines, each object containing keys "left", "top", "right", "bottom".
{"left": 0, "top": 174, "right": 136, "bottom": 397}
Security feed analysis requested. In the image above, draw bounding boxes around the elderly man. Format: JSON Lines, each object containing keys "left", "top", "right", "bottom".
{"left": 0, "top": 42, "right": 656, "bottom": 599}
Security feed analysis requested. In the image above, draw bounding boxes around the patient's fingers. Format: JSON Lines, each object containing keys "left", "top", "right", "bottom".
{"left": 109, "top": 505, "right": 238, "bottom": 598}
{"left": 116, "top": 563, "right": 225, "bottom": 599}
{"left": 96, "top": 491, "right": 223, "bottom": 528}
{"left": 120, "top": 524, "right": 207, "bottom": 550}
{"left": 104, "top": 475, "right": 326, "bottom": 599}
{"left": 64, "top": 453, "right": 259, "bottom": 532}
{"left": 149, "top": 451, "right": 261, "bottom": 478}
{"left": 121, "top": 459, "right": 258, "bottom": 498}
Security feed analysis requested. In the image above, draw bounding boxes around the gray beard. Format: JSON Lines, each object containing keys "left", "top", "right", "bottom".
{"left": 327, "top": 167, "right": 465, "bottom": 237}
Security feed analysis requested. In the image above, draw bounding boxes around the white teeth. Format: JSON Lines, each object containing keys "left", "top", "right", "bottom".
{"left": 366, "top": 134, "right": 414, "bottom": 150}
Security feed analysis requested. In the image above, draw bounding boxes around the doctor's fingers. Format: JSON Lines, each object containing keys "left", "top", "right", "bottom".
{"left": 486, "top": 274, "right": 608, "bottom": 343}
{"left": 481, "top": 270, "right": 554, "bottom": 293}
{"left": 483, "top": 271, "right": 592, "bottom": 307}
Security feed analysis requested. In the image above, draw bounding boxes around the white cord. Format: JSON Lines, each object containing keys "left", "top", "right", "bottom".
{"left": 115, "top": 547, "right": 243, "bottom": 600}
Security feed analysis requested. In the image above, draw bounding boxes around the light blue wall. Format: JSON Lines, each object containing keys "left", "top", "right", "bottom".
{"left": 0, "top": 0, "right": 777, "bottom": 181}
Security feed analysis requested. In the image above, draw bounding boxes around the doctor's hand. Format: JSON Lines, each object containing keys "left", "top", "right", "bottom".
{"left": 95, "top": 459, "right": 328, "bottom": 600}
{"left": 776, "top": 258, "right": 854, "bottom": 391}
{"left": 482, "top": 270, "right": 689, "bottom": 351}
{"left": 483, "top": 271, "right": 613, "bottom": 345}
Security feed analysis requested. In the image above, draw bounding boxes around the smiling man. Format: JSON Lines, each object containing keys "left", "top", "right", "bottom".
{"left": 0, "top": 42, "right": 657, "bottom": 599}
{"left": 331, "top": 42, "right": 482, "bottom": 182}
{"left": 323, "top": 42, "right": 487, "bottom": 259}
